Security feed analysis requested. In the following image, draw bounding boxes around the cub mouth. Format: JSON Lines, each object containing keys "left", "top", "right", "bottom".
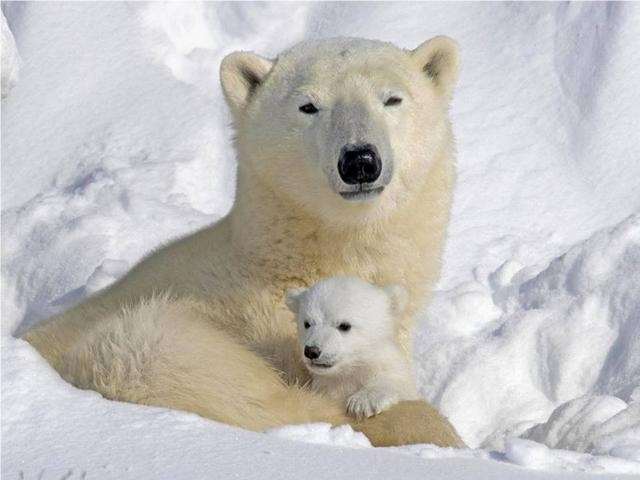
{"left": 308, "top": 360, "right": 334, "bottom": 369}
{"left": 339, "top": 186, "right": 384, "bottom": 201}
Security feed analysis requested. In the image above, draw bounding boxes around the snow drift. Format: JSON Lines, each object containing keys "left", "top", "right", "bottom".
{"left": 1, "top": 9, "right": 20, "bottom": 98}
{"left": 2, "top": 2, "right": 640, "bottom": 478}
{"left": 416, "top": 214, "right": 640, "bottom": 470}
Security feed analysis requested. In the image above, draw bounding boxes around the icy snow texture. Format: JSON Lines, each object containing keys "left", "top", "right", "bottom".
{"left": 2, "top": 2, "right": 640, "bottom": 478}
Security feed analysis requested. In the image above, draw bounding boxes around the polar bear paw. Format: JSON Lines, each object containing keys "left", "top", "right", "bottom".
{"left": 347, "top": 386, "right": 400, "bottom": 419}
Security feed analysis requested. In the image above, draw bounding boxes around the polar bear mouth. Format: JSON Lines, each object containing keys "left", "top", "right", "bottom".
{"left": 339, "top": 186, "right": 385, "bottom": 201}
{"left": 308, "top": 360, "right": 334, "bottom": 369}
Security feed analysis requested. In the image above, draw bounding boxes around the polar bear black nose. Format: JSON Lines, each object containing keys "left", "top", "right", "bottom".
{"left": 304, "top": 346, "right": 321, "bottom": 359}
{"left": 338, "top": 144, "right": 382, "bottom": 185}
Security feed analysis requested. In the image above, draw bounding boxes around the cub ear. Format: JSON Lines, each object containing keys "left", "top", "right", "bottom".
{"left": 384, "top": 284, "right": 409, "bottom": 316}
{"left": 410, "top": 36, "right": 459, "bottom": 100}
{"left": 220, "top": 51, "right": 274, "bottom": 116}
{"left": 285, "top": 287, "right": 307, "bottom": 315}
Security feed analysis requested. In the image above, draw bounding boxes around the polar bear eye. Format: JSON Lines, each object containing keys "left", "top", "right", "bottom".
{"left": 303, "top": 321, "right": 311, "bottom": 329}
{"left": 299, "top": 103, "right": 319, "bottom": 114}
{"left": 384, "top": 96, "right": 402, "bottom": 107}
{"left": 338, "top": 322, "right": 352, "bottom": 332}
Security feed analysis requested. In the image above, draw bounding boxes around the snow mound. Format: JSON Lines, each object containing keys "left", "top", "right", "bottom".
{"left": 265, "top": 423, "right": 372, "bottom": 449}
{"left": 523, "top": 396, "right": 640, "bottom": 462}
{"left": 416, "top": 215, "right": 640, "bottom": 459}
{"left": 1, "top": 9, "right": 20, "bottom": 97}
{"left": 504, "top": 438, "right": 640, "bottom": 475}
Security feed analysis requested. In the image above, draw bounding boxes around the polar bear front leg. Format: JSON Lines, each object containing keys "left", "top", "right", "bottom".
{"left": 347, "top": 383, "right": 401, "bottom": 419}
{"left": 350, "top": 400, "right": 466, "bottom": 447}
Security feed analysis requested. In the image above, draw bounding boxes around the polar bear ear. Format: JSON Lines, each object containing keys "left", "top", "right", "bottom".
{"left": 220, "top": 51, "right": 274, "bottom": 115}
{"left": 384, "top": 284, "right": 409, "bottom": 316}
{"left": 410, "top": 36, "right": 459, "bottom": 100}
{"left": 285, "top": 287, "right": 307, "bottom": 314}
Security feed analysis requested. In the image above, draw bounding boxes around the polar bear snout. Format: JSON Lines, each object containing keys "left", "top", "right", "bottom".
{"left": 338, "top": 144, "right": 382, "bottom": 185}
{"left": 304, "top": 345, "right": 321, "bottom": 360}
{"left": 304, "top": 345, "right": 336, "bottom": 370}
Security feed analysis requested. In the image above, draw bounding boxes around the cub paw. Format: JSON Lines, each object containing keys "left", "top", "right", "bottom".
{"left": 347, "top": 387, "right": 399, "bottom": 419}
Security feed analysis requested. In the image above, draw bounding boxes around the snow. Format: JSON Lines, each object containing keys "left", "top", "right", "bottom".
{"left": 523, "top": 396, "right": 640, "bottom": 462}
{"left": 1, "top": 9, "right": 20, "bottom": 98}
{"left": 265, "top": 423, "right": 372, "bottom": 449}
{"left": 416, "top": 214, "right": 640, "bottom": 455}
{"left": 2, "top": 2, "right": 640, "bottom": 478}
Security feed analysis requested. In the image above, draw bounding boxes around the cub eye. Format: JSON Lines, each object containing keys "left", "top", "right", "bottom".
{"left": 338, "top": 322, "right": 351, "bottom": 332}
{"left": 303, "top": 321, "right": 311, "bottom": 329}
{"left": 384, "top": 96, "right": 402, "bottom": 107}
{"left": 299, "top": 103, "right": 319, "bottom": 114}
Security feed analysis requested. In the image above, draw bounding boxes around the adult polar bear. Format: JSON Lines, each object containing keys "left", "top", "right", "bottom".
{"left": 24, "top": 36, "right": 462, "bottom": 447}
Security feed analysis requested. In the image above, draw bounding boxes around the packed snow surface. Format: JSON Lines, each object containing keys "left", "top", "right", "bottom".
{"left": 2, "top": 2, "right": 640, "bottom": 478}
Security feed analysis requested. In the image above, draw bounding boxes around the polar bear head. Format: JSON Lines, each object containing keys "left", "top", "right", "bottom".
{"left": 285, "top": 276, "right": 407, "bottom": 375}
{"left": 220, "top": 36, "right": 458, "bottom": 224}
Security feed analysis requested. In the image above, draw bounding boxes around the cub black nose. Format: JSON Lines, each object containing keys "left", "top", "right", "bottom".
{"left": 338, "top": 144, "right": 382, "bottom": 185}
{"left": 304, "top": 346, "right": 321, "bottom": 360}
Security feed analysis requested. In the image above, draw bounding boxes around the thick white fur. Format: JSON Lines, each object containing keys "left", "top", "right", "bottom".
{"left": 23, "top": 36, "right": 463, "bottom": 447}
{"left": 287, "top": 277, "right": 419, "bottom": 419}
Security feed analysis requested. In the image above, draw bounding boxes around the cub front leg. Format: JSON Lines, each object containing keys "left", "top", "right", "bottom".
{"left": 347, "top": 384, "right": 401, "bottom": 419}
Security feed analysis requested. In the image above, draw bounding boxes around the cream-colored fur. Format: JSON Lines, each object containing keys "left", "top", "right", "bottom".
{"left": 23, "top": 36, "right": 463, "bottom": 447}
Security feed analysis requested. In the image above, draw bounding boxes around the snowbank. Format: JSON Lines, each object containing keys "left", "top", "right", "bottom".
{"left": 265, "top": 423, "right": 372, "bottom": 449}
{"left": 2, "top": 2, "right": 640, "bottom": 478}
{"left": 523, "top": 396, "right": 640, "bottom": 462}
{"left": 416, "top": 215, "right": 640, "bottom": 456}
{"left": 1, "top": 9, "right": 20, "bottom": 98}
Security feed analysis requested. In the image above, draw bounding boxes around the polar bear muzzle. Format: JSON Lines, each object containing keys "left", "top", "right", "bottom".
{"left": 337, "top": 143, "right": 385, "bottom": 200}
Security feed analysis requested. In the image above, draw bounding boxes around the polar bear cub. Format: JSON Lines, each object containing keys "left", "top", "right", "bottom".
{"left": 286, "top": 276, "right": 419, "bottom": 418}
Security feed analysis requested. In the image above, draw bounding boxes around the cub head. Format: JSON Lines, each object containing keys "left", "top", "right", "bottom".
{"left": 285, "top": 276, "right": 407, "bottom": 376}
{"left": 220, "top": 36, "right": 459, "bottom": 224}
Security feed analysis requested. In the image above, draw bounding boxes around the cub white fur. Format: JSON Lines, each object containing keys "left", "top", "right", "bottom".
{"left": 287, "top": 277, "right": 419, "bottom": 418}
